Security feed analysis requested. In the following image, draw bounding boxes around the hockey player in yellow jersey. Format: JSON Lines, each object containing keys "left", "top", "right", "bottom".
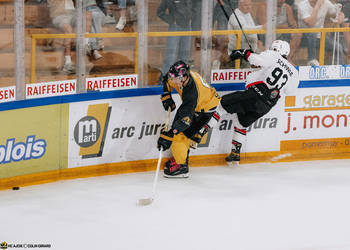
{"left": 157, "top": 60, "right": 221, "bottom": 178}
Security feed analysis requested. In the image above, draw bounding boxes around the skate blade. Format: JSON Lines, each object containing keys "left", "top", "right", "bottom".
{"left": 163, "top": 173, "right": 189, "bottom": 178}
{"left": 137, "top": 198, "right": 153, "bottom": 206}
{"left": 226, "top": 161, "right": 239, "bottom": 167}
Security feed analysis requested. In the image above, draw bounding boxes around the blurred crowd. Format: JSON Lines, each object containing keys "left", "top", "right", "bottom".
{"left": 18, "top": 0, "right": 350, "bottom": 78}
{"left": 24, "top": 0, "right": 137, "bottom": 74}
{"left": 156, "top": 0, "right": 350, "bottom": 80}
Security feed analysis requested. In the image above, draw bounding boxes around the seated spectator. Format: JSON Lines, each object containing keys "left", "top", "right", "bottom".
{"left": 115, "top": 0, "right": 127, "bottom": 30}
{"left": 157, "top": 0, "right": 192, "bottom": 84}
{"left": 86, "top": 0, "right": 106, "bottom": 60}
{"left": 48, "top": 0, "right": 76, "bottom": 73}
{"left": 104, "top": 0, "right": 136, "bottom": 31}
{"left": 338, "top": 0, "right": 350, "bottom": 63}
{"left": 212, "top": 0, "right": 236, "bottom": 69}
{"left": 102, "top": 0, "right": 117, "bottom": 24}
{"left": 47, "top": 0, "right": 92, "bottom": 74}
{"left": 285, "top": 0, "right": 298, "bottom": 20}
{"left": 191, "top": 0, "right": 236, "bottom": 69}
{"left": 297, "top": 0, "right": 345, "bottom": 65}
{"left": 228, "top": 0, "right": 265, "bottom": 68}
{"left": 191, "top": 0, "right": 201, "bottom": 50}
{"left": 257, "top": 0, "right": 302, "bottom": 63}
{"left": 276, "top": 0, "right": 302, "bottom": 62}
{"left": 25, "top": 0, "right": 47, "bottom": 3}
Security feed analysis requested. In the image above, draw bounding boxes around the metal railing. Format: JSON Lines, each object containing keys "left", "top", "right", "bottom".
{"left": 30, "top": 27, "right": 350, "bottom": 83}
{"left": 30, "top": 32, "right": 138, "bottom": 83}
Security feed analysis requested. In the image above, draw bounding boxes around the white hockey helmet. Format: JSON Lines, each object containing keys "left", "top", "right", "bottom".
{"left": 270, "top": 40, "right": 290, "bottom": 57}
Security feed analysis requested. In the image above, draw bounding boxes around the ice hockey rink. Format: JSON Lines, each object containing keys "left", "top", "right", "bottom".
{"left": 1, "top": 159, "right": 350, "bottom": 250}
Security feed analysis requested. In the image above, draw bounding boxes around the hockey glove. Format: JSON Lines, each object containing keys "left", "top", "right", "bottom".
{"left": 229, "top": 49, "right": 252, "bottom": 62}
{"left": 162, "top": 73, "right": 169, "bottom": 85}
{"left": 157, "top": 129, "right": 174, "bottom": 151}
{"left": 191, "top": 125, "right": 209, "bottom": 144}
{"left": 161, "top": 92, "right": 176, "bottom": 112}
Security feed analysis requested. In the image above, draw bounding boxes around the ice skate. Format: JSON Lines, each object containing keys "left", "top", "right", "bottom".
{"left": 225, "top": 149, "right": 240, "bottom": 166}
{"left": 164, "top": 158, "right": 189, "bottom": 178}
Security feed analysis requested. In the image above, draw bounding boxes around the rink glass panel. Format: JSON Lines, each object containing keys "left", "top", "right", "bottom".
{"left": 0, "top": 1, "right": 15, "bottom": 87}
{"left": 25, "top": 1, "right": 74, "bottom": 84}
{"left": 4, "top": 0, "right": 350, "bottom": 96}
{"left": 84, "top": 2, "right": 137, "bottom": 81}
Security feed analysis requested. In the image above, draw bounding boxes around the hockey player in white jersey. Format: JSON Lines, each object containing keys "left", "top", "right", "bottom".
{"left": 219, "top": 40, "right": 299, "bottom": 165}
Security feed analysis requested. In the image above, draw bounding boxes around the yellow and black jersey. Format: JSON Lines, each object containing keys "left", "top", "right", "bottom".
{"left": 163, "top": 70, "right": 221, "bottom": 133}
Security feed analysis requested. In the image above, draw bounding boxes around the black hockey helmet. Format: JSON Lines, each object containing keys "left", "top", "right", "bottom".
{"left": 168, "top": 60, "right": 190, "bottom": 79}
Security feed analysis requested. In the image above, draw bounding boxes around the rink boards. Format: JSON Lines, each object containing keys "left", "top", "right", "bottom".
{"left": 1, "top": 65, "right": 350, "bottom": 189}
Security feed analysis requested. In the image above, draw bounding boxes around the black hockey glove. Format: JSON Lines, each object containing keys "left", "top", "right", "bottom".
{"left": 161, "top": 92, "right": 176, "bottom": 112}
{"left": 161, "top": 72, "right": 170, "bottom": 86}
{"left": 191, "top": 125, "right": 209, "bottom": 144}
{"left": 157, "top": 129, "right": 174, "bottom": 151}
{"left": 230, "top": 49, "right": 252, "bottom": 62}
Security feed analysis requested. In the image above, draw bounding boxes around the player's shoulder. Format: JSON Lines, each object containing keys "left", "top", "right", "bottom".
{"left": 279, "top": 54, "right": 293, "bottom": 65}
{"left": 259, "top": 50, "right": 283, "bottom": 63}
{"left": 275, "top": 54, "right": 298, "bottom": 76}
{"left": 261, "top": 49, "right": 279, "bottom": 57}
{"left": 189, "top": 70, "right": 201, "bottom": 81}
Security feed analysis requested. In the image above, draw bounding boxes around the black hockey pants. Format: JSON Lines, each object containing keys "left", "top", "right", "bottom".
{"left": 220, "top": 85, "right": 279, "bottom": 128}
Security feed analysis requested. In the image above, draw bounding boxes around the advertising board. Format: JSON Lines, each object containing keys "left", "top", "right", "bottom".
{"left": 68, "top": 92, "right": 286, "bottom": 168}
{"left": 299, "top": 65, "right": 350, "bottom": 81}
{"left": 0, "top": 86, "right": 15, "bottom": 103}
{"left": 211, "top": 68, "right": 254, "bottom": 83}
{"left": 1, "top": 69, "right": 350, "bottom": 189}
{"left": 26, "top": 80, "right": 76, "bottom": 99}
{"left": 0, "top": 104, "right": 68, "bottom": 179}
{"left": 280, "top": 86, "right": 350, "bottom": 155}
{"left": 86, "top": 74, "right": 137, "bottom": 91}
{"left": 25, "top": 75, "right": 138, "bottom": 99}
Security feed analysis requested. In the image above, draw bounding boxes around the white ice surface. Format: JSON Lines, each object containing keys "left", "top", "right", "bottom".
{"left": 1, "top": 159, "right": 350, "bottom": 250}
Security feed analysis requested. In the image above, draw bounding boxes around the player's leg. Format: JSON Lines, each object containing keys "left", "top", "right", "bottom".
{"left": 220, "top": 91, "right": 248, "bottom": 115}
{"left": 188, "top": 110, "right": 222, "bottom": 145}
{"left": 221, "top": 89, "right": 265, "bottom": 165}
{"left": 219, "top": 91, "right": 248, "bottom": 165}
{"left": 225, "top": 113, "right": 246, "bottom": 165}
{"left": 164, "top": 133, "right": 191, "bottom": 178}
{"left": 226, "top": 98, "right": 272, "bottom": 165}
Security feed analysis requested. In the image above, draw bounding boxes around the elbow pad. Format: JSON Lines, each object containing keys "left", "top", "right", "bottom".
{"left": 172, "top": 116, "right": 192, "bottom": 134}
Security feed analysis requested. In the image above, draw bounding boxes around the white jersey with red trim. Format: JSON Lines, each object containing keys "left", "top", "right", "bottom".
{"left": 245, "top": 50, "right": 299, "bottom": 95}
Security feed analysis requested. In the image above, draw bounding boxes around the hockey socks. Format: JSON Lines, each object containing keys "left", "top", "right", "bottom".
{"left": 226, "top": 126, "right": 246, "bottom": 165}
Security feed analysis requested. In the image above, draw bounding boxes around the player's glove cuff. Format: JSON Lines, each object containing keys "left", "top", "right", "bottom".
{"left": 230, "top": 49, "right": 252, "bottom": 62}
{"left": 161, "top": 92, "right": 176, "bottom": 112}
{"left": 190, "top": 125, "right": 209, "bottom": 144}
{"left": 162, "top": 73, "right": 169, "bottom": 85}
{"left": 172, "top": 116, "right": 192, "bottom": 134}
{"left": 157, "top": 129, "right": 174, "bottom": 151}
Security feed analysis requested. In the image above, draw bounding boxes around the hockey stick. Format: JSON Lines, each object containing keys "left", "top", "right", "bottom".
{"left": 216, "top": 0, "right": 253, "bottom": 50}
{"left": 137, "top": 108, "right": 171, "bottom": 206}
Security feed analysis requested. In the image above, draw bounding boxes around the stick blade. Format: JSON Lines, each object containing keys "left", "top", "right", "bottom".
{"left": 137, "top": 198, "right": 153, "bottom": 206}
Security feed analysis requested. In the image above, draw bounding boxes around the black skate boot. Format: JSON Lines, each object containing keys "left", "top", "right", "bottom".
{"left": 225, "top": 149, "right": 240, "bottom": 166}
{"left": 164, "top": 157, "right": 176, "bottom": 170}
{"left": 226, "top": 140, "right": 242, "bottom": 166}
{"left": 164, "top": 158, "right": 189, "bottom": 178}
